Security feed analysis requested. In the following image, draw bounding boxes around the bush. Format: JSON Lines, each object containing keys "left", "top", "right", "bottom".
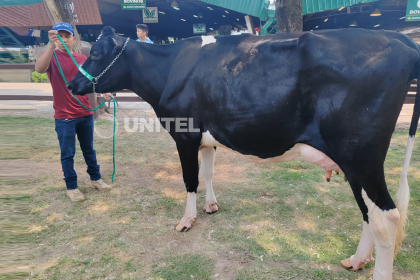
{"left": 31, "top": 71, "right": 49, "bottom": 83}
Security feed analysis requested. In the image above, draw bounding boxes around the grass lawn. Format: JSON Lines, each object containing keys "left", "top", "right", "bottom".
{"left": 2, "top": 114, "right": 419, "bottom": 280}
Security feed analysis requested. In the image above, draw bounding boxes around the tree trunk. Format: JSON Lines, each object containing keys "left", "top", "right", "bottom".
{"left": 276, "top": 0, "right": 303, "bottom": 33}
{"left": 42, "top": 0, "right": 82, "bottom": 53}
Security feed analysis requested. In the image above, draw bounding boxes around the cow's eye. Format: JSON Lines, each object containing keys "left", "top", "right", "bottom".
{"left": 91, "top": 52, "right": 101, "bottom": 60}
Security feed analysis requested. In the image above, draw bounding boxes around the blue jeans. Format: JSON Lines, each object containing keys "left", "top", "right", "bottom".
{"left": 55, "top": 115, "right": 101, "bottom": 190}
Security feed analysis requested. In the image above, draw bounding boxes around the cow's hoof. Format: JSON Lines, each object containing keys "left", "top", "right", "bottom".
{"left": 340, "top": 258, "right": 371, "bottom": 271}
{"left": 340, "top": 258, "right": 362, "bottom": 271}
{"left": 175, "top": 217, "right": 195, "bottom": 232}
{"left": 204, "top": 202, "right": 218, "bottom": 214}
{"left": 326, "top": 171, "right": 332, "bottom": 182}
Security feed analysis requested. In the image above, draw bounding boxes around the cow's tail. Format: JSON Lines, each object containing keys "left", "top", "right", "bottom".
{"left": 394, "top": 77, "right": 420, "bottom": 257}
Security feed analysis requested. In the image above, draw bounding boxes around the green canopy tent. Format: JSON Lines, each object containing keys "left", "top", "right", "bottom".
{"left": 199, "top": 0, "right": 379, "bottom": 19}
{"left": 1, "top": 0, "right": 379, "bottom": 18}
{"left": 200, "top": 0, "right": 379, "bottom": 34}
{"left": 0, "top": 0, "right": 42, "bottom": 5}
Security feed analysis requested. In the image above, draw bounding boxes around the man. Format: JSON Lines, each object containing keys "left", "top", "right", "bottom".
{"left": 35, "top": 22, "right": 113, "bottom": 202}
{"left": 136, "top": 24, "right": 153, "bottom": 44}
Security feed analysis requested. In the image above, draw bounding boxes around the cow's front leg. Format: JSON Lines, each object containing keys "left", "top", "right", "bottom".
{"left": 200, "top": 147, "right": 218, "bottom": 214}
{"left": 175, "top": 140, "right": 200, "bottom": 232}
{"left": 175, "top": 192, "right": 197, "bottom": 232}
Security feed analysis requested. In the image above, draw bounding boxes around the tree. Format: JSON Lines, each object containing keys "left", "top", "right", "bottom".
{"left": 276, "top": 0, "right": 303, "bottom": 33}
{"left": 42, "top": 0, "right": 82, "bottom": 53}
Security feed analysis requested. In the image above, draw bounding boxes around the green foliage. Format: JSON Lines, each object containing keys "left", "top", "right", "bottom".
{"left": 31, "top": 71, "right": 49, "bottom": 83}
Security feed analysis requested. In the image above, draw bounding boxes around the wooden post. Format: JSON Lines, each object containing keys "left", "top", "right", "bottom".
{"left": 42, "top": 0, "right": 82, "bottom": 54}
{"left": 87, "top": 93, "right": 100, "bottom": 120}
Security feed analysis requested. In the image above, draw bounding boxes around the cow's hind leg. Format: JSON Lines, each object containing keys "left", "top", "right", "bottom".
{"left": 200, "top": 147, "right": 218, "bottom": 214}
{"left": 345, "top": 168, "right": 399, "bottom": 280}
{"left": 175, "top": 140, "right": 200, "bottom": 232}
{"left": 363, "top": 189, "right": 400, "bottom": 280}
{"left": 340, "top": 221, "right": 374, "bottom": 271}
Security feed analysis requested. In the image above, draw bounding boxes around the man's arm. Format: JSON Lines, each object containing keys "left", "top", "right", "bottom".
{"left": 35, "top": 30, "right": 59, "bottom": 73}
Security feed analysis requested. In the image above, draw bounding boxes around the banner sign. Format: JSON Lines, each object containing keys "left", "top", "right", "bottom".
{"left": 122, "top": 0, "right": 145, "bottom": 10}
{"left": 143, "top": 7, "right": 158, "bottom": 23}
{"left": 193, "top": 23, "right": 206, "bottom": 34}
{"left": 406, "top": 0, "right": 420, "bottom": 21}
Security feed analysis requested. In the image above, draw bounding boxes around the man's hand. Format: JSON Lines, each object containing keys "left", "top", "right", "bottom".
{"left": 102, "top": 93, "right": 113, "bottom": 102}
{"left": 48, "top": 30, "right": 59, "bottom": 49}
{"left": 35, "top": 30, "right": 58, "bottom": 73}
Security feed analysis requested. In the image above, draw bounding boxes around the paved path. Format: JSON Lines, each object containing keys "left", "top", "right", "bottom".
{"left": 0, "top": 83, "right": 152, "bottom": 112}
{"left": 0, "top": 82, "right": 415, "bottom": 123}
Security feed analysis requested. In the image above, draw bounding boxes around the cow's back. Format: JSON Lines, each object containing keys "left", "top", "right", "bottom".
{"left": 160, "top": 29, "right": 419, "bottom": 160}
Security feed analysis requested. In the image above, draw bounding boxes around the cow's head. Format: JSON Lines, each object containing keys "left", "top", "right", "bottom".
{"left": 68, "top": 26, "right": 131, "bottom": 95}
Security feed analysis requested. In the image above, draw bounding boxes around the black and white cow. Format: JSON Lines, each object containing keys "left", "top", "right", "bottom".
{"left": 68, "top": 26, "right": 419, "bottom": 279}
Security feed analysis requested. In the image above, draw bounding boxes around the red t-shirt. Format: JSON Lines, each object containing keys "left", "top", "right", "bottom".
{"left": 46, "top": 50, "right": 93, "bottom": 119}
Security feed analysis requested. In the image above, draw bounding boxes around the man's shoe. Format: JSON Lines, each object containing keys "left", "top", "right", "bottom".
{"left": 67, "top": 189, "right": 85, "bottom": 202}
{"left": 91, "top": 179, "right": 111, "bottom": 191}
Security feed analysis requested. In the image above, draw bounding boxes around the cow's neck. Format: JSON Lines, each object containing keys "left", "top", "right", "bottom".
{"left": 128, "top": 43, "right": 175, "bottom": 111}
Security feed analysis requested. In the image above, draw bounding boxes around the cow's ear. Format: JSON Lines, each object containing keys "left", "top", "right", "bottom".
{"left": 111, "top": 36, "right": 124, "bottom": 54}
{"left": 101, "top": 26, "right": 123, "bottom": 54}
{"left": 102, "top": 26, "right": 116, "bottom": 37}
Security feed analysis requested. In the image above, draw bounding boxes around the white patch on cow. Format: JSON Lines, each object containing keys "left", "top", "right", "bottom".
{"left": 361, "top": 189, "right": 400, "bottom": 280}
{"left": 401, "top": 136, "right": 415, "bottom": 177}
{"left": 185, "top": 192, "right": 197, "bottom": 219}
{"left": 201, "top": 35, "right": 217, "bottom": 47}
{"left": 201, "top": 131, "right": 341, "bottom": 172}
{"left": 347, "top": 221, "right": 374, "bottom": 269}
{"left": 395, "top": 135, "right": 414, "bottom": 256}
{"left": 200, "top": 147, "right": 218, "bottom": 213}
{"left": 176, "top": 192, "right": 197, "bottom": 230}
{"left": 201, "top": 131, "right": 221, "bottom": 147}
